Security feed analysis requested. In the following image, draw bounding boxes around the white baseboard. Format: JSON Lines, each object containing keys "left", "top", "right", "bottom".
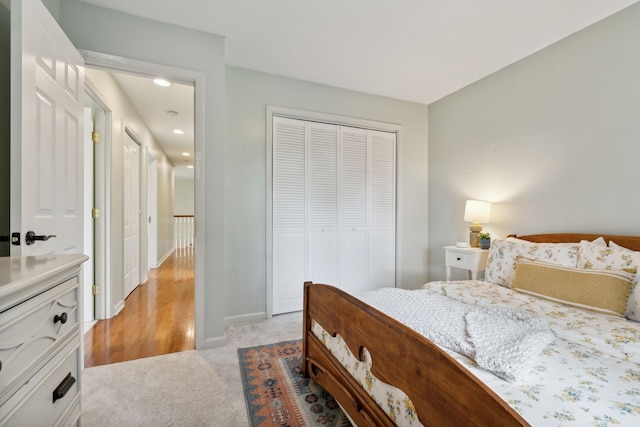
{"left": 194, "top": 313, "right": 268, "bottom": 349}
{"left": 198, "top": 335, "right": 226, "bottom": 349}
{"left": 112, "top": 300, "right": 125, "bottom": 318}
{"left": 224, "top": 312, "right": 267, "bottom": 327}
{"left": 156, "top": 248, "right": 174, "bottom": 267}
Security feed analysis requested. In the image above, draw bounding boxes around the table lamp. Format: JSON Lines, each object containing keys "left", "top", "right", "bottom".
{"left": 464, "top": 200, "right": 491, "bottom": 248}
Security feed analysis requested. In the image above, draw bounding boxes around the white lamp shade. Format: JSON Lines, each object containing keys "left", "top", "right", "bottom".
{"left": 464, "top": 200, "right": 491, "bottom": 224}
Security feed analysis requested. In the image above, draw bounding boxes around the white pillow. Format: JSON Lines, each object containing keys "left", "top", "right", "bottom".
{"left": 587, "top": 236, "right": 607, "bottom": 247}
{"left": 578, "top": 240, "right": 640, "bottom": 320}
{"left": 484, "top": 237, "right": 579, "bottom": 288}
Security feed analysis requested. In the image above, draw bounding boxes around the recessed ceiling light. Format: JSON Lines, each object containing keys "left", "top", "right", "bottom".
{"left": 173, "top": 129, "right": 184, "bottom": 135}
{"left": 187, "top": 165, "right": 194, "bottom": 169}
{"left": 182, "top": 152, "right": 190, "bottom": 157}
{"left": 153, "top": 78, "right": 171, "bottom": 87}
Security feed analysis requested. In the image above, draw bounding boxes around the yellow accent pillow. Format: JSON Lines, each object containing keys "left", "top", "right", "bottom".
{"left": 512, "top": 257, "right": 635, "bottom": 317}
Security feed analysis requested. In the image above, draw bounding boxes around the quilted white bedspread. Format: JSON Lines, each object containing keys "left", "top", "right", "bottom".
{"left": 358, "top": 288, "right": 554, "bottom": 381}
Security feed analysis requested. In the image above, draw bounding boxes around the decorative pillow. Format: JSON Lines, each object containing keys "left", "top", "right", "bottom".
{"left": 578, "top": 240, "right": 640, "bottom": 320}
{"left": 484, "top": 238, "right": 579, "bottom": 288}
{"left": 587, "top": 236, "right": 607, "bottom": 247}
{"left": 512, "top": 257, "right": 635, "bottom": 317}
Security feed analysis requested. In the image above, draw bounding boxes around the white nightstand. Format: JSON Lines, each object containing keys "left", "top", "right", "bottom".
{"left": 444, "top": 246, "right": 490, "bottom": 281}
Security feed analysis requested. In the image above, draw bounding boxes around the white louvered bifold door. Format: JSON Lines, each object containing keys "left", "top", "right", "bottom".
{"left": 308, "top": 122, "right": 339, "bottom": 287}
{"left": 272, "top": 117, "right": 396, "bottom": 313}
{"left": 368, "top": 130, "right": 396, "bottom": 289}
{"left": 339, "top": 126, "right": 368, "bottom": 293}
{"left": 273, "top": 117, "right": 307, "bottom": 314}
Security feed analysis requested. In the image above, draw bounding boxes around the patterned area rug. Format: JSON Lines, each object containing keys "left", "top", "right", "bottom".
{"left": 238, "top": 340, "right": 352, "bottom": 427}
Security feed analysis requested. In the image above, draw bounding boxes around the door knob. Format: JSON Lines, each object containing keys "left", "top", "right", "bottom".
{"left": 25, "top": 231, "right": 57, "bottom": 245}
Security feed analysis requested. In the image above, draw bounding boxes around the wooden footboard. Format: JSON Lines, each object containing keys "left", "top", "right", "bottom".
{"left": 302, "top": 282, "right": 528, "bottom": 427}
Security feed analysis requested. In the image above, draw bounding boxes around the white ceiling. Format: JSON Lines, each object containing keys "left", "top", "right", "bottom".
{"left": 110, "top": 72, "right": 194, "bottom": 176}
{"left": 85, "top": 0, "right": 639, "bottom": 169}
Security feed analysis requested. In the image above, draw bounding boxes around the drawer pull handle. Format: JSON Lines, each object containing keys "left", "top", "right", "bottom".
{"left": 54, "top": 312, "right": 68, "bottom": 324}
{"left": 53, "top": 372, "right": 76, "bottom": 403}
{"left": 457, "top": 257, "right": 461, "bottom": 261}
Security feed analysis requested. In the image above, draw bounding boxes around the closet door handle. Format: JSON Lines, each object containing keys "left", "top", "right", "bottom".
{"left": 52, "top": 372, "right": 76, "bottom": 403}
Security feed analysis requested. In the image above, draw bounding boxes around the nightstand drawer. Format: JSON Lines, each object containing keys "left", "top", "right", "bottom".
{"left": 443, "top": 246, "right": 489, "bottom": 281}
{"left": 446, "top": 251, "right": 473, "bottom": 269}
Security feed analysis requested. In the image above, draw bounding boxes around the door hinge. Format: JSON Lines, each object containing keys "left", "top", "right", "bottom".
{"left": 91, "top": 208, "right": 101, "bottom": 219}
{"left": 92, "top": 284, "right": 101, "bottom": 295}
{"left": 91, "top": 131, "right": 100, "bottom": 143}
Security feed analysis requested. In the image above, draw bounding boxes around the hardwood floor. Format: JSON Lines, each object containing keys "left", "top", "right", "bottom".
{"left": 84, "top": 249, "right": 195, "bottom": 368}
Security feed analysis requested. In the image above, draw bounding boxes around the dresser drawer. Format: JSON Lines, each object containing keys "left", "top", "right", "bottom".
{"left": 0, "top": 277, "right": 79, "bottom": 404}
{"left": 446, "top": 251, "right": 473, "bottom": 269}
{"left": 1, "top": 336, "right": 80, "bottom": 426}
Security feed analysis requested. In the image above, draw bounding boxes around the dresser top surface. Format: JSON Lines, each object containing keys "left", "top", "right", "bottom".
{"left": 0, "top": 254, "right": 88, "bottom": 300}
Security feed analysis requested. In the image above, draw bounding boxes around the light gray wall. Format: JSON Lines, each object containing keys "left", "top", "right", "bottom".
{"left": 428, "top": 3, "right": 640, "bottom": 281}
{"left": 59, "top": 0, "right": 227, "bottom": 346}
{"left": 225, "top": 66, "right": 429, "bottom": 319}
{"left": 174, "top": 178, "right": 194, "bottom": 216}
{"left": 0, "top": 1, "right": 8, "bottom": 256}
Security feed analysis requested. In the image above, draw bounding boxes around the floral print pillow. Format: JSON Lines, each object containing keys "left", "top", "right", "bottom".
{"left": 485, "top": 238, "right": 579, "bottom": 288}
{"left": 578, "top": 240, "right": 640, "bottom": 320}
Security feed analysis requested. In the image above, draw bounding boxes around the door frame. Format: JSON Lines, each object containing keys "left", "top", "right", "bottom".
{"left": 84, "top": 79, "right": 112, "bottom": 320}
{"left": 81, "top": 50, "right": 205, "bottom": 349}
{"left": 82, "top": 106, "right": 94, "bottom": 322}
{"left": 147, "top": 150, "right": 158, "bottom": 269}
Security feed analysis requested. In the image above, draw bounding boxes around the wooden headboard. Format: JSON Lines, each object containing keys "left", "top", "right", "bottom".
{"left": 509, "top": 233, "right": 640, "bottom": 252}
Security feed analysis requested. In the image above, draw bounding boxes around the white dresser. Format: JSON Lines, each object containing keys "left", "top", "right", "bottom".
{"left": 0, "top": 254, "right": 88, "bottom": 426}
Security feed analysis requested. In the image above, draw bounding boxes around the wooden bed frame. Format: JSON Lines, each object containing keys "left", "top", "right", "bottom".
{"left": 302, "top": 233, "right": 640, "bottom": 427}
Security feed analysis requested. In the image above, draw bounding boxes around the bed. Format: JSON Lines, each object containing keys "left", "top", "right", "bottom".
{"left": 302, "top": 233, "right": 640, "bottom": 426}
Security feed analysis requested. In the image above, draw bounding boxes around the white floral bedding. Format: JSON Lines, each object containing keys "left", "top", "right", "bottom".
{"left": 311, "top": 280, "right": 640, "bottom": 426}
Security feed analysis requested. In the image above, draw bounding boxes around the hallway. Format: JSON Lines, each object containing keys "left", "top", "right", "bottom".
{"left": 84, "top": 250, "right": 195, "bottom": 368}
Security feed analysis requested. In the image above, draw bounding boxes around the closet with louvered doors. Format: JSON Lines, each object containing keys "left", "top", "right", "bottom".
{"left": 272, "top": 116, "right": 396, "bottom": 314}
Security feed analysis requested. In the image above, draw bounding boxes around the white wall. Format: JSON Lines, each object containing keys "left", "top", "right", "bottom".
{"left": 427, "top": 2, "right": 640, "bottom": 280}
{"left": 85, "top": 68, "right": 174, "bottom": 312}
{"left": 174, "top": 178, "right": 194, "bottom": 215}
{"left": 225, "top": 66, "right": 429, "bottom": 320}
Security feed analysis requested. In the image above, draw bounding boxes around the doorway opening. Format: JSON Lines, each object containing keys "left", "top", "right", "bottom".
{"left": 82, "top": 62, "right": 197, "bottom": 366}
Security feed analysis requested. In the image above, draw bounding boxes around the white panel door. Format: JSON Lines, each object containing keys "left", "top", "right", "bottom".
{"left": 10, "top": 0, "right": 85, "bottom": 255}
{"left": 368, "top": 130, "right": 396, "bottom": 289}
{"left": 339, "top": 126, "right": 368, "bottom": 293}
{"left": 124, "top": 133, "right": 140, "bottom": 298}
{"left": 308, "top": 122, "right": 339, "bottom": 286}
{"left": 272, "top": 117, "right": 306, "bottom": 314}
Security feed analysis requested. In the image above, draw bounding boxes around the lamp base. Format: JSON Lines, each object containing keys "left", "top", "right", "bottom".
{"left": 469, "top": 223, "right": 482, "bottom": 248}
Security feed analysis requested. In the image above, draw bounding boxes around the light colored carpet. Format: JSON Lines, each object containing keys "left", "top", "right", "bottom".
{"left": 82, "top": 312, "right": 303, "bottom": 426}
